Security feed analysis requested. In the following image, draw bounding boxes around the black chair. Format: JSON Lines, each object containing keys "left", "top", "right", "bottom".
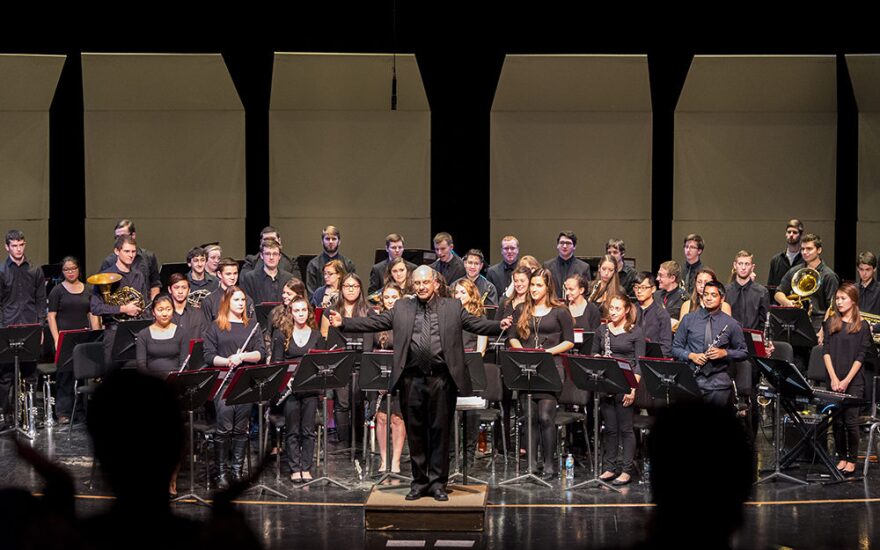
{"left": 771, "top": 340, "right": 794, "bottom": 363}
{"left": 475, "top": 363, "right": 508, "bottom": 468}
{"left": 555, "top": 374, "right": 591, "bottom": 465}
{"left": 67, "top": 342, "right": 110, "bottom": 440}
{"left": 806, "top": 345, "right": 827, "bottom": 386}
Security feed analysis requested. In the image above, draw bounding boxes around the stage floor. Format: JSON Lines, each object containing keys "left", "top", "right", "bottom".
{"left": 2, "top": 423, "right": 879, "bottom": 549}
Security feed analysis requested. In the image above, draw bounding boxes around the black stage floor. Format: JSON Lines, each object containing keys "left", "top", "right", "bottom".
{"left": 3, "top": 423, "right": 879, "bottom": 549}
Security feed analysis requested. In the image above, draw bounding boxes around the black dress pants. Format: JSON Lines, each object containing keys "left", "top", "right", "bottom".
{"left": 284, "top": 393, "right": 319, "bottom": 472}
{"left": 399, "top": 367, "right": 457, "bottom": 494}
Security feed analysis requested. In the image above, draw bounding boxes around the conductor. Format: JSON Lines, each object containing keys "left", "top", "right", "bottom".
{"left": 329, "top": 266, "right": 511, "bottom": 501}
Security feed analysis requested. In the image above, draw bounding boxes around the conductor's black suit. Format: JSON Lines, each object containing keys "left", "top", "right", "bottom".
{"left": 341, "top": 295, "right": 503, "bottom": 495}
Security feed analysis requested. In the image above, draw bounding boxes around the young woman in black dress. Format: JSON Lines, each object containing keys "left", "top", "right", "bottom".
{"left": 203, "top": 286, "right": 266, "bottom": 489}
{"left": 47, "top": 256, "right": 99, "bottom": 424}
{"left": 823, "top": 282, "right": 874, "bottom": 475}
{"left": 508, "top": 268, "right": 574, "bottom": 479}
{"left": 592, "top": 293, "right": 645, "bottom": 485}
{"left": 371, "top": 283, "right": 406, "bottom": 473}
{"left": 135, "top": 294, "right": 188, "bottom": 377}
{"left": 273, "top": 297, "right": 322, "bottom": 483}
{"left": 564, "top": 273, "right": 602, "bottom": 353}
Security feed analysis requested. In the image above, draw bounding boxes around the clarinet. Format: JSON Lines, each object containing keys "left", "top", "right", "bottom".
{"left": 696, "top": 324, "right": 729, "bottom": 374}
{"left": 763, "top": 311, "right": 772, "bottom": 356}
{"left": 603, "top": 324, "right": 612, "bottom": 357}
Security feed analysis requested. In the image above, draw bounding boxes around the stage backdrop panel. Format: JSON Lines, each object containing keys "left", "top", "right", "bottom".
{"left": 0, "top": 54, "right": 65, "bottom": 265}
{"left": 674, "top": 55, "right": 837, "bottom": 276}
{"left": 846, "top": 54, "right": 880, "bottom": 258}
{"left": 490, "top": 55, "right": 653, "bottom": 270}
{"left": 82, "top": 53, "right": 245, "bottom": 273}
{"left": 270, "top": 53, "right": 431, "bottom": 277}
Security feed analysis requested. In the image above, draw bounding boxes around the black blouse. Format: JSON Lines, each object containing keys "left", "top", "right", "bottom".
{"left": 592, "top": 324, "right": 645, "bottom": 377}
{"left": 48, "top": 283, "right": 91, "bottom": 331}
{"left": 510, "top": 305, "right": 575, "bottom": 350}
{"left": 570, "top": 302, "right": 601, "bottom": 354}
{"left": 272, "top": 327, "right": 321, "bottom": 361}
{"left": 203, "top": 321, "right": 266, "bottom": 365}
{"left": 822, "top": 320, "right": 873, "bottom": 384}
{"left": 136, "top": 325, "right": 189, "bottom": 376}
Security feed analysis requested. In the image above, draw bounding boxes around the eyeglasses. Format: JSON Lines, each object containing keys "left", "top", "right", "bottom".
{"left": 263, "top": 251, "right": 281, "bottom": 257}
{"left": 633, "top": 284, "right": 654, "bottom": 291}
{"left": 558, "top": 241, "right": 574, "bottom": 247}
{"left": 62, "top": 267, "right": 78, "bottom": 273}
{"left": 342, "top": 284, "right": 360, "bottom": 290}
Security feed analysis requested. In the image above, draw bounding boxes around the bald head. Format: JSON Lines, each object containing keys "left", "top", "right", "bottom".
{"left": 412, "top": 266, "right": 437, "bottom": 301}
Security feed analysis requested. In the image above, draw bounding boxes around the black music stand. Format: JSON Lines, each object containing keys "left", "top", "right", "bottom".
{"left": 563, "top": 354, "right": 637, "bottom": 492}
{"left": 0, "top": 324, "right": 42, "bottom": 439}
{"left": 186, "top": 339, "right": 205, "bottom": 371}
{"left": 167, "top": 369, "right": 220, "bottom": 505}
{"left": 450, "top": 352, "right": 489, "bottom": 487}
{"left": 645, "top": 342, "right": 664, "bottom": 359}
{"left": 360, "top": 351, "right": 411, "bottom": 487}
{"left": 498, "top": 350, "right": 561, "bottom": 488}
{"left": 752, "top": 356, "right": 837, "bottom": 484}
{"left": 293, "top": 350, "right": 356, "bottom": 490}
{"left": 112, "top": 319, "right": 152, "bottom": 364}
{"left": 769, "top": 307, "right": 817, "bottom": 348}
{"left": 254, "top": 302, "right": 280, "bottom": 334}
{"left": 639, "top": 359, "right": 702, "bottom": 406}
{"left": 328, "top": 335, "right": 364, "bottom": 462}
{"left": 224, "top": 363, "right": 290, "bottom": 498}
{"left": 573, "top": 329, "right": 595, "bottom": 355}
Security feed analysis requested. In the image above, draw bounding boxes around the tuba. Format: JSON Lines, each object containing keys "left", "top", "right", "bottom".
{"left": 88, "top": 272, "right": 147, "bottom": 321}
{"left": 786, "top": 267, "right": 821, "bottom": 315}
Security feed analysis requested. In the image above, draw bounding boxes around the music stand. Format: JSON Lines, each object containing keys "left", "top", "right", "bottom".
{"left": 292, "top": 350, "right": 356, "bottom": 490}
{"left": 498, "top": 350, "right": 561, "bottom": 488}
{"left": 645, "top": 341, "right": 664, "bottom": 359}
{"left": 573, "top": 329, "right": 595, "bottom": 355}
{"left": 111, "top": 319, "right": 152, "bottom": 364}
{"left": 769, "top": 306, "right": 817, "bottom": 348}
{"left": 186, "top": 339, "right": 205, "bottom": 371}
{"left": 328, "top": 335, "right": 364, "bottom": 462}
{"left": 752, "top": 356, "right": 820, "bottom": 485}
{"left": 639, "top": 359, "right": 702, "bottom": 406}
{"left": 224, "top": 362, "right": 290, "bottom": 498}
{"left": 360, "top": 351, "right": 411, "bottom": 486}
{"left": 450, "top": 352, "right": 489, "bottom": 487}
{"left": 0, "top": 324, "right": 42, "bottom": 439}
{"left": 254, "top": 302, "right": 281, "bottom": 335}
{"left": 563, "top": 354, "right": 637, "bottom": 492}
{"left": 167, "top": 369, "right": 220, "bottom": 505}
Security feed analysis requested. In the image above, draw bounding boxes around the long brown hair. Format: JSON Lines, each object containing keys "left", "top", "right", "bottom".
{"left": 688, "top": 268, "right": 719, "bottom": 310}
{"left": 278, "top": 297, "right": 317, "bottom": 349}
{"left": 827, "top": 282, "right": 864, "bottom": 336}
{"left": 591, "top": 255, "right": 623, "bottom": 306}
{"left": 516, "top": 268, "right": 564, "bottom": 340}
{"left": 216, "top": 286, "right": 250, "bottom": 332}
{"left": 454, "top": 279, "right": 486, "bottom": 318}
{"left": 383, "top": 257, "right": 413, "bottom": 294}
{"left": 607, "top": 293, "right": 637, "bottom": 333}
{"left": 331, "top": 273, "right": 370, "bottom": 318}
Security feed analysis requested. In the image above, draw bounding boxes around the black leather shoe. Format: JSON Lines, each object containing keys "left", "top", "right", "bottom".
{"left": 612, "top": 474, "right": 632, "bottom": 486}
{"left": 432, "top": 489, "right": 449, "bottom": 501}
{"left": 405, "top": 488, "right": 424, "bottom": 501}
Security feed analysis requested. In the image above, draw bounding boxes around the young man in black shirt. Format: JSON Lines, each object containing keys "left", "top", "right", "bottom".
{"left": 767, "top": 219, "right": 805, "bottom": 291}
{"left": 305, "top": 225, "right": 356, "bottom": 296}
{"left": 98, "top": 219, "right": 161, "bottom": 300}
{"left": 543, "top": 230, "right": 591, "bottom": 299}
{"left": 857, "top": 252, "right": 880, "bottom": 315}
{"left": 430, "top": 232, "right": 466, "bottom": 286}
{"left": 240, "top": 226, "right": 298, "bottom": 277}
{"left": 185, "top": 246, "right": 218, "bottom": 294}
{"left": 774, "top": 233, "right": 839, "bottom": 334}
{"left": 240, "top": 238, "right": 294, "bottom": 305}
{"left": 369, "top": 233, "right": 416, "bottom": 295}
{"left": 725, "top": 250, "right": 770, "bottom": 331}
{"left": 486, "top": 235, "right": 519, "bottom": 300}
{"left": 654, "top": 260, "right": 689, "bottom": 328}
{"left": 454, "top": 249, "right": 498, "bottom": 306}
{"left": 681, "top": 234, "right": 704, "bottom": 294}
{"left": 0, "top": 229, "right": 46, "bottom": 427}
{"left": 202, "top": 258, "right": 254, "bottom": 324}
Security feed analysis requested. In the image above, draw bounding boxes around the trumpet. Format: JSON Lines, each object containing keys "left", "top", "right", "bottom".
{"left": 18, "top": 372, "right": 36, "bottom": 438}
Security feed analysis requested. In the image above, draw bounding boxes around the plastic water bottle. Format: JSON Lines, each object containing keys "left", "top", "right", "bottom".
{"left": 565, "top": 454, "right": 575, "bottom": 481}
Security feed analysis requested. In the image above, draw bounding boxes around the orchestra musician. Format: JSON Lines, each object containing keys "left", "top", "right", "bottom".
{"left": 654, "top": 260, "right": 689, "bottom": 324}
{"left": 203, "top": 243, "right": 222, "bottom": 278}
{"left": 186, "top": 246, "right": 219, "bottom": 294}
{"left": 508, "top": 268, "right": 575, "bottom": 480}
{"left": 48, "top": 256, "right": 100, "bottom": 425}
{"left": 201, "top": 257, "right": 254, "bottom": 325}
{"left": 167, "top": 273, "right": 209, "bottom": 341}
{"left": 774, "top": 233, "right": 839, "bottom": 334}
{"left": 588, "top": 255, "right": 623, "bottom": 311}
{"left": 672, "top": 281, "right": 748, "bottom": 407}
{"left": 327, "top": 266, "right": 509, "bottom": 501}
{"left": 497, "top": 265, "right": 532, "bottom": 320}
{"left": 543, "top": 230, "right": 591, "bottom": 299}
{"left": 633, "top": 272, "right": 672, "bottom": 358}
{"left": 454, "top": 249, "right": 498, "bottom": 306}
{"left": 371, "top": 284, "right": 406, "bottom": 474}
{"left": 310, "top": 259, "right": 345, "bottom": 308}
{"left": 241, "top": 226, "right": 299, "bottom": 278}
{"left": 135, "top": 294, "right": 188, "bottom": 377}
{"left": 203, "top": 286, "right": 266, "bottom": 490}
{"left": 273, "top": 296, "right": 322, "bottom": 483}
{"left": 605, "top": 239, "right": 637, "bottom": 297}
{"left": 679, "top": 268, "right": 733, "bottom": 320}
{"left": 681, "top": 234, "right": 705, "bottom": 293}
{"left": 823, "top": 282, "right": 873, "bottom": 476}
{"left": 857, "top": 252, "right": 880, "bottom": 315}
{"left": 564, "top": 274, "right": 602, "bottom": 353}
{"left": 452, "top": 278, "right": 488, "bottom": 467}
{"left": 487, "top": 235, "right": 520, "bottom": 300}
{"left": 305, "top": 225, "right": 357, "bottom": 297}
{"left": 767, "top": 219, "right": 805, "bottom": 289}
{"left": 98, "top": 219, "right": 161, "bottom": 300}
{"left": 369, "top": 233, "right": 416, "bottom": 295}
{"left": 430, "top": 232, "right": 467, "bottom": 285}
{"left": 725, "top": 251, "right": 770, "bottom": 331}
{"left": 240, "top": 238, "right": 295, "bottom": 305}
{"left": 592, "top": 294, "right": 644, "bottom": 486}
{"left": 384, "top": 257, "right": 414, "bottom": 296}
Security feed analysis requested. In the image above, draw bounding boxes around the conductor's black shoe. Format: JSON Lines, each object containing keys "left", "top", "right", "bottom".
{"left": 405, "top": 488, "right": 424, "bottom": 501}
{"left": 432, "top": 489, "right": 449, "bottom": 501}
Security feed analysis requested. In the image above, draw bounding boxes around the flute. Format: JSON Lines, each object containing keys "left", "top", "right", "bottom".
{"left": 219, "top": 321, "right": 262, "bottom": 387}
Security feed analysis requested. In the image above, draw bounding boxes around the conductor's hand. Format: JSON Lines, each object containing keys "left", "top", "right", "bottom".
{"left": 119, "top": 303, "right": 141, "bottom": 317}
{"left": 328, "top": 309, "right": 343, "bottom": 328}
{"left": 499, "top": 316, "right": 513, "bottom": 331}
